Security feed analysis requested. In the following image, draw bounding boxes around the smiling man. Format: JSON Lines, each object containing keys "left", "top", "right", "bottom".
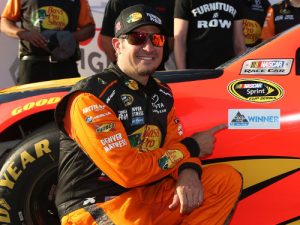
{"left": 55, "top": 4, "right": 242, "bottom": 225}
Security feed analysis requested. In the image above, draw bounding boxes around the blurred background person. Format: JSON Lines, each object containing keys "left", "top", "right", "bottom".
{"left": 100, "top": 0, "right": 175, "bottom": 70}
{"left": 174, "top": 0, "right": 246, "bottom": 69}
{"left": 241, "top": 0, "right": 270, "bottom": 48}
{"left": 0, "top": 0, "right": 95, "bottom": 84}
{"left": 261, "top": 0, "right": 300, "bottom": 41}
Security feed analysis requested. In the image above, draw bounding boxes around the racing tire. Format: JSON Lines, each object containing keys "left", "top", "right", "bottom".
{"left": 0, "top": 123, "right": 60, "bottom": 225}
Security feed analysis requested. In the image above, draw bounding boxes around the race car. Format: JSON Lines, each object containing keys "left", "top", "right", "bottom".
{"left": 0, "top": 25, "right": 300, "bottom": 225}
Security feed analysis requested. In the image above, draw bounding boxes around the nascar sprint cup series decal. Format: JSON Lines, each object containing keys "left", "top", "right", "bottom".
{"left": 240, "top": 59, "right": 293, "bottom": 75}
{"left": 227, "top": 78, "right": 284, "bottom": 103}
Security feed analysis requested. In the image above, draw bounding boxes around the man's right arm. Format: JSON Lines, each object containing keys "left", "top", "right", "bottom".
{"left": 1, "top": 0, "right": 48, "bottom": 47}
{"left": 64, "top": 92, "right": 200, "bottom": 188}
{"left": 101, "top": 35, "right": 116, "bottom": 62}
{"left": 174, "top": 18, "right": 188, "bottom": 69}
{"left": 1, "top": 18, "right": 48, "bottom": 48}
{"left": 1, "top": 0, "right": 23, "bottom": 39}
{"left": 100, "top": 0, "right": 123, "bottom": 62}
{"left": 261, "top": 7, "right": 275, "bottom": 41}
{"left": 1, "top": 17, "right": 24, "bottom": 39}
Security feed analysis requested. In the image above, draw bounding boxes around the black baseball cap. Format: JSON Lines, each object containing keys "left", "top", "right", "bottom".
{"left": 114, "top": 4, "right": 166, "bottom": 37}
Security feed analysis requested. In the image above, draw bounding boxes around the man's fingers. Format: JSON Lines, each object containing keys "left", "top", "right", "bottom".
{"left": 208, "top": 124, "right": 227, "bottom": 134}
{"left": 168, "top": 194, "right": 179, "bottom": 210}
{"left": 177, "top": 189, "right": 187, "bottom": 214}
{"left": 197, "top": 188, "right": 204, "bottom": 207}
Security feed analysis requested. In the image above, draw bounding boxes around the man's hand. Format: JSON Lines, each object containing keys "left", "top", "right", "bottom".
{"left": 169, "top": 169, "right": 203, "bottom": 214}
{"left": 18, "top": 30, "right": 48, "bottom": 48}
{"left": 192, "top": 124, "right": 227, "bottom": 157}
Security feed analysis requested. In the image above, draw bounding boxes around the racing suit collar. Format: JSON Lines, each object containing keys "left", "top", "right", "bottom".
{"left": 107, "top": 63, "right": 158, "bottom": 93}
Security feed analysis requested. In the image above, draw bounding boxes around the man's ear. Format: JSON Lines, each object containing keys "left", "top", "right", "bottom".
{"left": 112, "top": 37, "right": 121, "bottom": 54}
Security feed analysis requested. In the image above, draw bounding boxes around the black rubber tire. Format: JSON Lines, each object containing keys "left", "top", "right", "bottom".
{"left": 0, "top": 123, "right": 60, "bottom": 225}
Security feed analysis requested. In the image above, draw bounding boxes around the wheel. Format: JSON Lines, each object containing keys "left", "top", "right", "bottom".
{"left": 0, "top": 123, "right": 60, "bottom": 225}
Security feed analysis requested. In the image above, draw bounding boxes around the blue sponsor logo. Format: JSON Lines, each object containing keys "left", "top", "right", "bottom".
{"left": 131, "top": 116, "right": 144, "bottom": 126}
{"left": 86, "top": 116, "right": 93, "bottom": 123}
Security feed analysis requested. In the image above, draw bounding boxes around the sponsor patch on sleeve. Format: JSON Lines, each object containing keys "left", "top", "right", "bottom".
{"left": 158, "top": 150, "right": 183, "bottom": 170}
{"left": 100, "top": 133, "right": 128, "bottom": 152}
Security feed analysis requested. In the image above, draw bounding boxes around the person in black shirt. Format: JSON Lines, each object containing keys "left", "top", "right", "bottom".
{"left": 1, "top": 0, "right": 95, "bottom": 84}
{"left": 261, "top": 0, "right": 300, "bottom": 40}
{"left": 241, "top": 0, "right": 270, "bottom": 48}
{"left": 174, "top": 0, "right": 246, "bottom": 69}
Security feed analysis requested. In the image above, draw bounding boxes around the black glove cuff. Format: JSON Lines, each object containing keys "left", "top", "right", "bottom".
{"left": 178, "top": 162, "right": 202, "bottom": 178}
{"left": 180, "top": 137, "right": 200, "bottom": 157}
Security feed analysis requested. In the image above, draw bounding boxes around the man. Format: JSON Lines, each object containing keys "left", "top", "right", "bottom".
{"left": 1, "top": 0, "right": 95, "bottom": 84}
{"left": 241, "top": 0, "right": 270, "bottom": 48}
{"left": 55, "top": 4, "right": 242, "bottom": 224}
{"left": 261, "top": 0, "right": 300, "bottom": 41}
{"left": 174, "top": 0, "right": 246, "bottom": 69}
{"left": 100, "top": 0, "right": 175, "bottom": 70}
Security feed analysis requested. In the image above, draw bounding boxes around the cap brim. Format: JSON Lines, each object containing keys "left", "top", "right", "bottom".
{"left": 116, "top": 22, "right": 166, "bottom": 37}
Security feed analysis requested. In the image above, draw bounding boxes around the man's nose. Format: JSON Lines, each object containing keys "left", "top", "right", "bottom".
{"left": 142, "top": 38, "right": 155, "bottom": 51}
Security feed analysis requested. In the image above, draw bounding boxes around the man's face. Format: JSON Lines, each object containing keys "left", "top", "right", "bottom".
{"left": 113, "top": 25, "right": 164, "bottom": 85}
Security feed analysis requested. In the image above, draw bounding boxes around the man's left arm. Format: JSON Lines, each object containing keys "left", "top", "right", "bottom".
{"left": 72, "top": 23, "right": 95, "bottom": 42}
{"left": 163, "top": 103, "right": 204, "bottom": 214}
{"left": 233, "top": 20, "right": 246, "bottom": 56}
{"left": 233, "top": 1, "right": 246, "bottom": 56}
{"left": 73, "top": 0, "right": 95, "bottom": 42}
{"left": 163, "top": 102, "right": 202, "bottom": 180}
{"left": 261, "top": 7, "right": 275, "bottom": 41}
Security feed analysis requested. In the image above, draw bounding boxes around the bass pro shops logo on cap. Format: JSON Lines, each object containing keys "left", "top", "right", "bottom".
{"left": 127, "top": 12, "right": 143, "bottom": 23}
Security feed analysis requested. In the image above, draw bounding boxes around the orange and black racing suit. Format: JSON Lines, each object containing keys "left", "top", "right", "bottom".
{"left": 55, "top": 63, "right": 242, "bottom": 224}
{"left": 55, "top": 63, "right": 202, "bottom": 217}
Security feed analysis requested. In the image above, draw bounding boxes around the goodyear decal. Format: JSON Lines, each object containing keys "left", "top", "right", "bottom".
{"left": 11, "top": 97, "right": 61, "bottom": 116}
{"left": 158, "top": 150, "right": 184, "bottom": 170}
{"left": 0, "top": 199, "right": 11, "bottom": 223}
{"left": 228, "top": 109, "right": 280, "bottom": 129}
{"left": 240, "top": 59, "right": 293, "bottom": 75}
{"left": 95, "top": 123, "right": 115, "bottom": 133}
{"left": 0, "top": 139, "right": 52, "bottom": 190}
{"left": 0, "top": 139, "right": 54, "bottom": 223}
{"left": 227, "top": 79, "right": 284, "bottom": 103}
